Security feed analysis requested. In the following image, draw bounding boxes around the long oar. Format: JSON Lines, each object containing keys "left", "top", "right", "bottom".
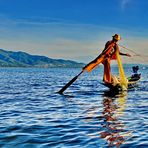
{"left": 58, "top": 70, "right": 84, "bottom": 94}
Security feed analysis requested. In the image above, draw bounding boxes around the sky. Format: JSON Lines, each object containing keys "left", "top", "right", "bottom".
{"left": 0, "top": 0, "right": 148, "bottom": 63}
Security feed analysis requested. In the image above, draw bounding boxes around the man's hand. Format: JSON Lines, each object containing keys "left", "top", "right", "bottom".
{"left": 126, "top": 53, "right": 131, "bottom": 57}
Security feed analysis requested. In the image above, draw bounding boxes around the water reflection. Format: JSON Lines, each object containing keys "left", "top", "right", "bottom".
{"left": 100, "top": 91, "right": 132, "bottom": 147}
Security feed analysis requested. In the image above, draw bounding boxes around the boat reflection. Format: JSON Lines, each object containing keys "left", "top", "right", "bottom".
{"left": 100, "top": 91, "right": 132, "bottom": 147}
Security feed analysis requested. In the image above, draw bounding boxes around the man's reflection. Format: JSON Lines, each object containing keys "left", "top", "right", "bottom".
{"left": 100, "top": 92, "right": 130, "bottom": 147}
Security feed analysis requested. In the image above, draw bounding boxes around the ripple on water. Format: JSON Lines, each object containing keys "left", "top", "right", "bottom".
{"left": 0, "top": 67, "right": 147, "bottom": 147}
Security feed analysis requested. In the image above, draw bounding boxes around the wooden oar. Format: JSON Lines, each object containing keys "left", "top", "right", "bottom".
{"left": 58, "top": 70, "right": 84, "bottom": 94}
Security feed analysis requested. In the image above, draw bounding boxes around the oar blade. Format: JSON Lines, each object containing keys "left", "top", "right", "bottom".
{"left": 58, "top": 76, "right": 78, "bottom": 94}
{"left": 58, "top": 71, "right": 83, "bottom": 94}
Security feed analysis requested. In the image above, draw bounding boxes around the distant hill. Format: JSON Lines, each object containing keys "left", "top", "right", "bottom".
{"left": 0, "top": 49, "right": 85, "bottom": 68}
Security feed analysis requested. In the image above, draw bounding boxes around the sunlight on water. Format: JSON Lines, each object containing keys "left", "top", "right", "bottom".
{"left": 0, "top": 66, "right": 147, "bottom": 147}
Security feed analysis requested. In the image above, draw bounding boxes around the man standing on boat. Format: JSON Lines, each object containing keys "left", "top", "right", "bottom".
{"left": 83, "top": 34, "right": 131, "bottom": 83}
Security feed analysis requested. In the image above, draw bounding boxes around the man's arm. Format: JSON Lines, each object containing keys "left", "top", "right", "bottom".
{"left": 119, "top": 52, "right": 131, "bottom": 57}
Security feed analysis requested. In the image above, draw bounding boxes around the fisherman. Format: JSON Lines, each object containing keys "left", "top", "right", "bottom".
{"left": 128, "top": 65, "right": 141, "bottom": 81}
{"left": 83, "top": 34, "right": 131, "bottom": 83}
{"left": 132, "top": 66, "right": 139, "bottom": 74}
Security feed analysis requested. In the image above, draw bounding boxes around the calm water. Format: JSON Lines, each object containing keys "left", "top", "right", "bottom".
{"left": 0, "top": 65, "right": 148, "bottom": 148}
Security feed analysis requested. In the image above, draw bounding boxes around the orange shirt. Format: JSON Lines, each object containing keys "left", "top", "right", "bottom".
{"left": 102, "top": 40, "right": 119, "bottom": 60}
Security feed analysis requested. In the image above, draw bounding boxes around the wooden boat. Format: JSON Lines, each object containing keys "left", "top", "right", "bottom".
{"left": 102, "top": 73, "right": 141, "bottom": 92}
{"left": 102, "top": 49, "right": 141, "bottom": 92}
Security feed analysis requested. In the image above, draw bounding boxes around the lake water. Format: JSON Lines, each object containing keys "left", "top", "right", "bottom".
{"left": 0, "top": 65, "right": 148, "bottom": 148}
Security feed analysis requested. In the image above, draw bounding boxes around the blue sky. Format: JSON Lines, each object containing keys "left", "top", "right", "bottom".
{"left": 0, "top": 0, "right": 147, "bottom": 63}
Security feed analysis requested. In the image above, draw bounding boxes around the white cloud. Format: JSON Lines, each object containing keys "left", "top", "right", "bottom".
{"left": 0, "top": 16, "right": 147, "bottom": 64}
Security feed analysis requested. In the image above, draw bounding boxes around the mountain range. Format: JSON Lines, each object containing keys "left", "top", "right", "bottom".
{"left": 0, "top": 49, "right": 85, "bottom": 68}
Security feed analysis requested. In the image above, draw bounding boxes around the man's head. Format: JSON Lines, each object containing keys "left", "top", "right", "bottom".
{"left": 112, "top": 34, "right": 121, "bottom": 42}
